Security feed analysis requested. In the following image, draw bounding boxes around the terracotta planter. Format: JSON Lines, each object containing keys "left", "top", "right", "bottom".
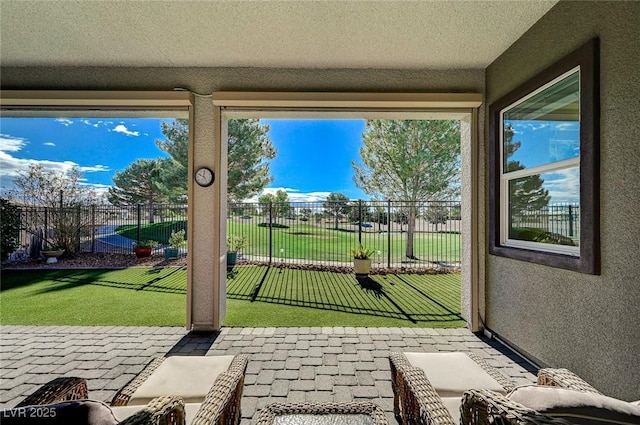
{"left": 135, "top": 247, "right": 152, "bottom": 259}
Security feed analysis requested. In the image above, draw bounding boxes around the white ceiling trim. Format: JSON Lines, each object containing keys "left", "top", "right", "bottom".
{"left": 212, "top": 92, "right": 482, "bottom": 109}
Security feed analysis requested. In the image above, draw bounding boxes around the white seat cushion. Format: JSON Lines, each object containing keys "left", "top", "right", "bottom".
{"left": 403, "top": 352, "right": 506, "bottom": 397}
{"left": 440, "top": 397, "right": 462, "bottom": 423}
{"left": 111, "top": 402, "right": 201, "bottom": 425}
{"left": 509, "top": 386, "right": 640, "bottom": 425}
{"left": 127, "top": 355, "right": 235, "bottom": 405}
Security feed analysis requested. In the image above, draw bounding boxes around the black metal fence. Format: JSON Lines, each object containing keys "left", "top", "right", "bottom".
{"left": 10, "top": 204, "right": 189, "bottom": 259}
{"left": 227, "top": 200, "right": 462, "bottom": 269}
{"left": 8, "top": 200, "right": 581, "bottom": 269}
{"left": 513, "top": 203, "right": 580, "bottom": 245}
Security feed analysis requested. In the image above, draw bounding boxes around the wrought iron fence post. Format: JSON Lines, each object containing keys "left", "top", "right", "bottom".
{"left": 387, "top": 200, "right": 391, "bottom": 269}
{"left": 568, "top": 204, "right": 574, "bottom": 237}
{"left": 358, "top": 200, "right": 363, "bottom": 245}
{"left": 137, "top": 203, "right": 142, "bottom": 243}
{"left": 91, "top": 205, "right": 96, "bottom": 253}
{"left": 44, "top": 207, "right": 48, "bottom": 248}
{"left": 269, "top": 201, "right": 273, "bottom": 264}
{"left": 75, "top": 205, "right": 81, "bottom": 252}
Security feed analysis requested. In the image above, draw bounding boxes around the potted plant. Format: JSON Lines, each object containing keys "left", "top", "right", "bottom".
{"left": 227, "top": 235, "right": 247, "bottom": 266}
{"left": 41, "top": 246, "right": 65, "bottom": 264}
{"left": 352, "top": 244, "right": 375, "bottom": 276}
{"left": 134, "top": 239, "right": 158, "bottom": 259}
{"left": 165, "top": 230, "right": 185, "bottom": 259}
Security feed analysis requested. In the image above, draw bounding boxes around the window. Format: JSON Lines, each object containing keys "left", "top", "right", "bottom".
{"left": 489, "top": 39, "right": 599, "bottom": 274}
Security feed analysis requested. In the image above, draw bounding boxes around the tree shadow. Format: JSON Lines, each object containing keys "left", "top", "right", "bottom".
{"left": 21, "top": 268, "right": 187, "bottom": 295}
{"left": 226, "top": 267, "right": 441, "bottom": 324}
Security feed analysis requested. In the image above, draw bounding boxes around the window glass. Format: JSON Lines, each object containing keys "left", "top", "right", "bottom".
{"left": 508, "top": 167, "right": 580, "bottom": 248}
{"left": 503, "top": 70, "right": 580, "bottom": 172}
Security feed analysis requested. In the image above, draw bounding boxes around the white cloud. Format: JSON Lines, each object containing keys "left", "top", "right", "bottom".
{"left": 544, "top": 168, "right": 580, "bottom": 204}
{"left": 112, "top": 124, "right": 140, "bottom": 137}
{"left": 554, "top": 122, "right": 579, "bottom": 131}
{"left": 43, "top": 142, "right": 56, "bottom": 147}
{"left": 0, "top": 134, "right": 27, "bottom": 152}
{"left": 247, "top": 187, "right": 332, "bottom": 203}
{"left": 55, "top": 118, "right": 74, "bottom": 127}
{"left": 81, "top": 119, "right": 100, "bottom": 128}
{"left": 79, "top": 164, "right": 110, "bottom": 173}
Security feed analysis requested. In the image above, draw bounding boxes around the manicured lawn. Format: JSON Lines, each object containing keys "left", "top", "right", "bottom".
{"left": 229, "top": 219, "right": 460, "bottom": 264}
{"left": 1, "top": 266, "right": 464, "bottom": 328}
{"left": 116, "top": 219, "right": 460, "bottom": 264}
{"left": 0, "top": 268, "right": 187, "bottom": 326}
{"left": 225, "top": 266, "right": 464, "bottom": 327}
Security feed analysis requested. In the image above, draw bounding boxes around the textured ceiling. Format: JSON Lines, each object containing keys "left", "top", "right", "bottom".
{"left": 0, "top": 0, "right": 557, "bottom": 69}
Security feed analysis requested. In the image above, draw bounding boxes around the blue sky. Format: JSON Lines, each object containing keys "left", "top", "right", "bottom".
{"left": 0, "top": 117, "right": 369, "bottom": 202}
{"left": 507, "top": 119, "right": 580, "bottom": 204}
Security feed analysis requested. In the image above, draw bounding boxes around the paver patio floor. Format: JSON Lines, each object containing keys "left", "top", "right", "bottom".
{"left": 0, "top": 326, "right": 537, "bottom": 424}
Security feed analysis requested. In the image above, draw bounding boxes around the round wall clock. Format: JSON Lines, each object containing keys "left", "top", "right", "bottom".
{"left": 195, "top": 167, "right": 214, "bottom": 187}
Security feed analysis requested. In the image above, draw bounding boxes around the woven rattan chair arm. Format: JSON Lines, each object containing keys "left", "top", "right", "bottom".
{"left": 255, "top": 402, "right": 389, "bottom": 425}
{"left": 16, "top": 377, "right": 88, "bottom": 407}
{"left": 390, "top": 352, "right": 413, "bottom": 371}
{"left": 191, "top": 371, "right": 244, "bottom": 425}
{"left": 467, "top": 352, "right": 516, "bottom": 392}
{"left": 461, "top": 389, "right": 573, "bottom": 425}
{"left": 228, "top": 354, "right": 249, "bottom": 376}
{"left": 118, "top": 395, "right": 185, "bottom": 425}
{"left": 111, "top": 357, "right": 166, "bottom": 406}
{"left": 537, "top": 368, "right": 601, "bottom": 394}
{"left": 402, "top": 367, "right": 456, "bottom": 425}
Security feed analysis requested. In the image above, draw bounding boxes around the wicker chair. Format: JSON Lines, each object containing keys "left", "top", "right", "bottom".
{"left": 460, "top": 368, "right": 603, "bottom": 425}
{"left": 390, "top": 355, "right": 604, "bottom": 425}
{"left": 12, "top": 355, "right": 248, "bottom": 425}
{"left": 14, "top": 377, "right": 184, "bottom": 425}
{"left": 389, "top": 351, "right": 515, "bottom": 425}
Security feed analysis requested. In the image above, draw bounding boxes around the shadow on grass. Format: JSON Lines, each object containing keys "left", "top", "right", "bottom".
{"left": 227, "top": 266, "right": 462, "bottom": 325}
{"left": 1, "top": 268, "right": 187, "bottom": 295}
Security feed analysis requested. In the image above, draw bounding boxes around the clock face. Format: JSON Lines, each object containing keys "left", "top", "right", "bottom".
{"left": 195, "top": 167, "right": 214, "bottom": 187}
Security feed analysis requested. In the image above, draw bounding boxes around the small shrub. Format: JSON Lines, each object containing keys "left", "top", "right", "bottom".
{"left": 0, "top": 199, "right": 21, "bottom": 261}
{"left": 168, "top": 230, "right": 186, "bottom": 248}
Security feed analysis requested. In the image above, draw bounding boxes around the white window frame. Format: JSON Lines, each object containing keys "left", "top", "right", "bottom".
{"left": 499, "top": 67, "right": 581, "bottom": 257}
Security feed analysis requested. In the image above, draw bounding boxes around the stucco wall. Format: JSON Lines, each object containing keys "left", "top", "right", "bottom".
{"left": 484, "top": 1, "right": 640, "bottom": 400}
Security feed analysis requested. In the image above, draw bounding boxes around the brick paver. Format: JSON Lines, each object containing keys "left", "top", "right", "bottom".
{"left": 0, "top": 326, "right": 537, "bottom": 424}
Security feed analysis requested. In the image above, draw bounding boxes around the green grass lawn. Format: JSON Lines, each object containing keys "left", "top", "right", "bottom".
{"left": 1, "top": 266, "right": 464, "bottom": 327}
{"left": 225, "top": 266, "right": 464, "bottom": 327}
{"left": 116, "top": 219, "right": 460, "bottom": 264}
{"left": 229, "top": 219, "right": 461, "bottom": 264}
{"left": 0, "top": 268, "right": 187, "bottom": 326}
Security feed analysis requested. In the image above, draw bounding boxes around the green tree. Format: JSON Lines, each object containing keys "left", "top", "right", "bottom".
{"left": 503, "top": 124, "right": 550, "bottom": 230}
{"left": 107, "top": 158, "right": 169, "bottom": 222}
{"left": 258, "top": 190, "right": 290, "bottom": 222}
{"left": 424, "top": 203, "right": 449, "bottom": 232}
{"left": 156, "top": 118, "right": 276, "bottom": 202}
{"left": 273, "top": 190, "right": 290, "bottom": 219}
{"left": 155, "top": 119, "right": 188, "bottom": 200}
{"left": 353, "top": 120, "right": 461, "bottom": 258}
{"left": 258, "top": 193, "right": 274, "bottom": 219}
{"left": 323, "top": 192, "right": 351, "bottom": 230}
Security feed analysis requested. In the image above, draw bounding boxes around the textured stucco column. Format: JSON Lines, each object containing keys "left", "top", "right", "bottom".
{"left": 460, "top": 114, "right": 479, "bottom": 331}
{"left": 188, "top": 95, "right": 220, "bottom": 331}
